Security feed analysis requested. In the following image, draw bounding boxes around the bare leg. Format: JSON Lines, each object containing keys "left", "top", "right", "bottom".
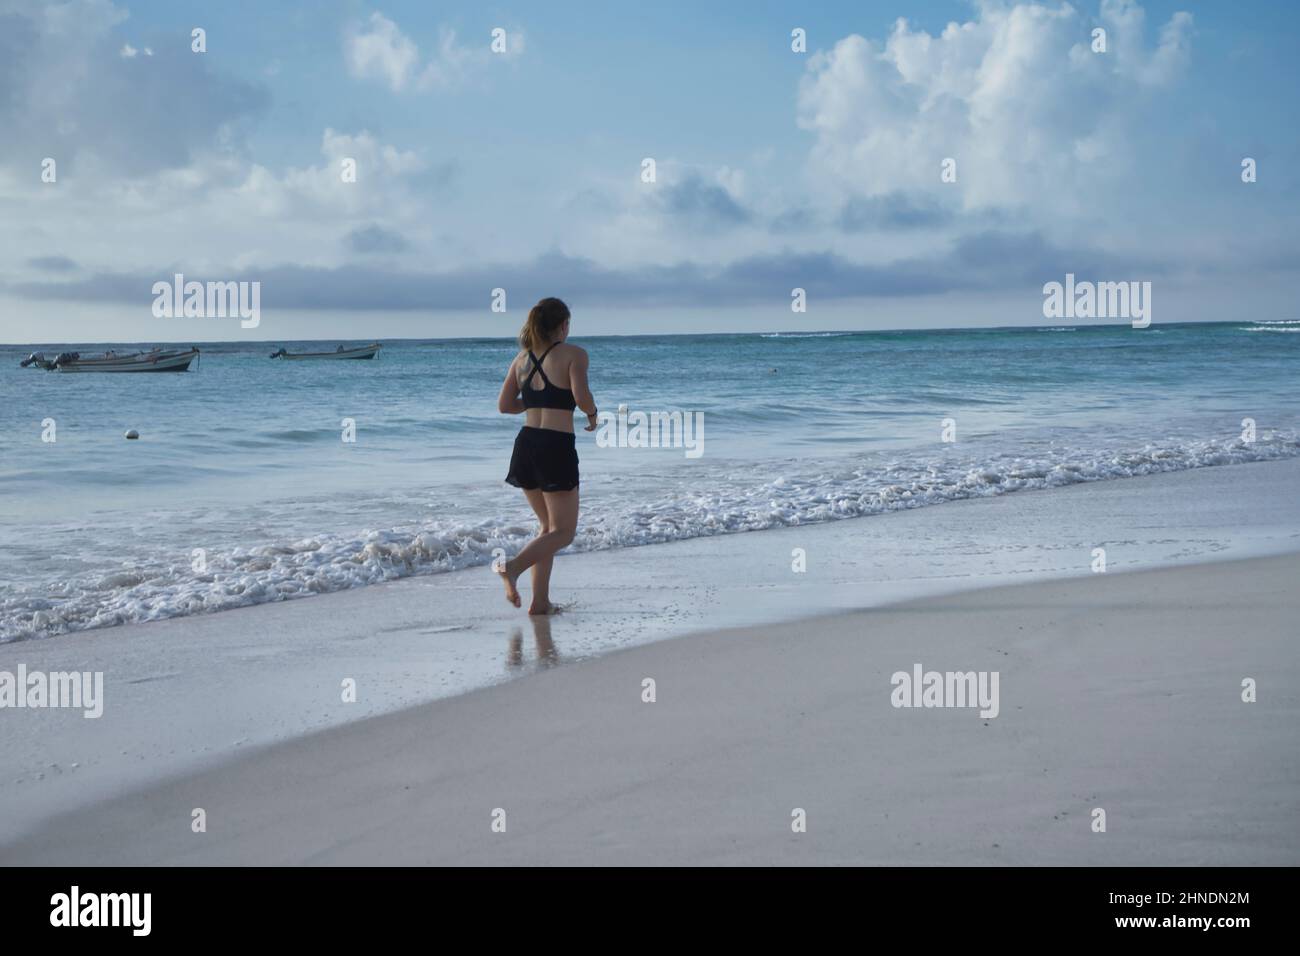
{"left": 498, "top": 487, "right": 555, "bottom": 609}
{"left": 532, "top": 489, "right": 578, "bottom": 615}
{"left": 522, "top": 488, "right": 554, "bottom": 612}
{"left": 504, "top": 488, "right": 578, "bottom": 615}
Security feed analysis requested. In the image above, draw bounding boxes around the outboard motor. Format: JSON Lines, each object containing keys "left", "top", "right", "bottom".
{"left": 269, "top": 347, "right": 286, "bottom": 359}
{"left": 19, "top": 352, "right": 43, "bottom": 368}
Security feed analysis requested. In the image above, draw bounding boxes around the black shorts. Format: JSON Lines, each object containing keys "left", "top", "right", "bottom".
{"left": 505, "top": 426, "right": 579, "bottom": 492}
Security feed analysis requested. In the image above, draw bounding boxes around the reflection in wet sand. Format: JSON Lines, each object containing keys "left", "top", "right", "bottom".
{"left": 506, "top": 614, "right": 559, "bottom": 670}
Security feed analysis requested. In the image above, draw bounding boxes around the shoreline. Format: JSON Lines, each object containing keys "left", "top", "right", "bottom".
{"left": 4, "top": 551, "right": 1297, "bottom": 865}
{"left": 2, "top": 457, "right": 1299, "bottom": 847}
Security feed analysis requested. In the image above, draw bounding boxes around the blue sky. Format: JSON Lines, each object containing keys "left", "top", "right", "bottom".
{"left": 1, "top": 0, "right": 1298, "bottom": 342}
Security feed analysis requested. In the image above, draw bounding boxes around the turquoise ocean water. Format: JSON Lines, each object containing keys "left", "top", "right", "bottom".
{"left": 2, "top": 320, "right": 1297, "bottom": 641}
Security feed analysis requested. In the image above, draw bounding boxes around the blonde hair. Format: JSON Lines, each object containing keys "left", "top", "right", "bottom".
{"left": 519, "top": 297, "right": 570, "bottom": 351}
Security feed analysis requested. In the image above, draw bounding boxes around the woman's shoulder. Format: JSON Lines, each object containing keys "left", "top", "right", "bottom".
{"left": 558, "top": 342, "right": 588, "bottom": 361}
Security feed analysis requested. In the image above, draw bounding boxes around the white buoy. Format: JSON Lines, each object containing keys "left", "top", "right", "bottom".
{"left": 124, "top": 429, "right": 139, "bottom": 440}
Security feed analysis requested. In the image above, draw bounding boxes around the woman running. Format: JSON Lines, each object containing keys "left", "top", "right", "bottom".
{"left": 496, "top": 297, "right": 598, "bottom": 614}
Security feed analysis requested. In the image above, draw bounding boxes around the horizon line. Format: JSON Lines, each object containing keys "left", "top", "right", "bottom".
{"left": 0, "top": 318, "right": 1253, "bottom": 348}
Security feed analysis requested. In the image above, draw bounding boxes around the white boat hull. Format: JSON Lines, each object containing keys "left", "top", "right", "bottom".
{"left": 56, "top": 349, "right": 199, "bottom": 372}
{"left": 273, "top": 344, "right": 381, "bottom": 361}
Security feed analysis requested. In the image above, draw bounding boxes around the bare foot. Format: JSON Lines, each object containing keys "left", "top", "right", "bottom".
{"left": 528, "top": 600, "right": 562, "bottom": 616}
{"left": 497, "top": 561, "right": 521, "bottom": 608}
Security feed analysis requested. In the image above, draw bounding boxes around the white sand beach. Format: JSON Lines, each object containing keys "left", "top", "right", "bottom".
{"left": 3, "top": 550, "right": 1297, "bottom": 866}
{"left": 2, "top": 458, "right": 1298, "bottom": 864}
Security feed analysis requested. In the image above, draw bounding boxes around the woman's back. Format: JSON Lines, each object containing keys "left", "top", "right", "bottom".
{"left": 518, "top": 342, "right": 579, "bottom": 431}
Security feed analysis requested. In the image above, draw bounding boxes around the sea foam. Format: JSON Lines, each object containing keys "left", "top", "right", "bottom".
{"left": 3, "top": 431, "right": 1297, "bottom": 642}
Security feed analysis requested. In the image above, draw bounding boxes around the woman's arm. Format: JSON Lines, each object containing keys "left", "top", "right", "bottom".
{"left": 568, "top": 347, "right": 599, "bottom": 430}
{"left": 497, "top": 355, "right": 525, "bottom": 414}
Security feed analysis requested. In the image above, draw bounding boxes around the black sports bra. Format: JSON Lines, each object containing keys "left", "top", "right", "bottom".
{"left": 520, "top": 344, "right": 577, "bottom": 411}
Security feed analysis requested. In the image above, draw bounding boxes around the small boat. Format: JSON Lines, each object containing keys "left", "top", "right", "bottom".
{"left": 19, "top": 352, "right": 56, "bottom": 370}
{"left": 37, "top": 347, "right": 200, "bottom": 373}
{"left": 269, "top": 343, "right": 382, "bottom": 361}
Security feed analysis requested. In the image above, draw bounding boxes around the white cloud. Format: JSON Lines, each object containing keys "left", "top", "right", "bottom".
{"left": 343, "top": 13, "right": 523, "bottom": 93}
{"left": 344, "top": 13, "right": 421, "bottom": 91}
{"left": 796, "top": 0, "right": 1194, "bottom": 216}
{"left": 415, "top": 28, "right": 478, "bottom": 90}
{"left": 0, "top": 0, "right": 266, "bottom": 178}
{"left": 0, "top": 121, "right": 440, "bottom": 293}
{"left": 277, "top": 128, "right": 427, "bottom": 213}
{"left": 1095, "top": 0, "right": 1192, "bottom": 86}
